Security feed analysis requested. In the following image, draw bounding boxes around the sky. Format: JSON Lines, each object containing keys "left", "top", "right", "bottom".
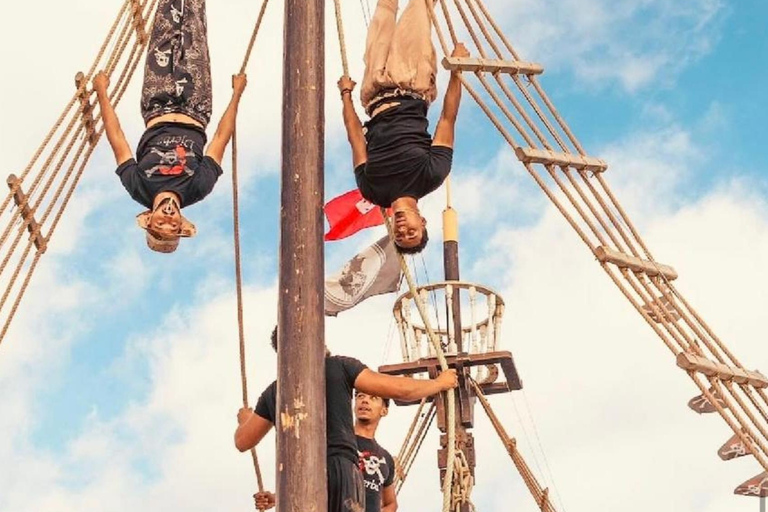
{"left": 1, "top": 0, "right": 768, "bottom": 511}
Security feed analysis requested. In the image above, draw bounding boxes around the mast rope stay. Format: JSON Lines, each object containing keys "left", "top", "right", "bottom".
{"left": 229, "top": 0, "right": 272, "bottom": 503}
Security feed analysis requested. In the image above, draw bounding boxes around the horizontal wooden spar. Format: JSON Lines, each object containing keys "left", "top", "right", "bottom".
{"left": 515, "top": 147, "right": 609, "bottom": 172}
{"left": 676, "top": 352, "right": 768, "bottom": 388}
{"left": 595, "top": 246, "right": 678, "bottom": 281}
{"left": 442, "top": 56, "right": 544, "bottom": 76}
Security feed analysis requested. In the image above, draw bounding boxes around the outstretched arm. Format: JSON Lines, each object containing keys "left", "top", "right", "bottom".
{"left": 234, "top": 407, "right": 273, "bottom": 452}
{"left": 354, "top": 368, "right": 458, "bottom": 402}
{"left": 205, "top": 73, "right": 248, "bottom": 165}
{"left": 432, "top": 43, "right": 470, "bottom": 149}
{"left": 338, "top": 76, "right": 368, "bottom": 168}
{"left": 93, "top": 71, "right": 133, "bottom": 165}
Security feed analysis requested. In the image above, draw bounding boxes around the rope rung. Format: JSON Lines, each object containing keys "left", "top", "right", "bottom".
{"left": 594, "top": 245, "right": 678, "bottom": 281}
{"left": 442, "top": 56, "right": 544, "bottom": 76}
{"left": 6, "top": 175, "right": 47, "bottom": 253}
{"left": 677, "top": 352, "right": 767, "bottom": 388}
{"left": 516, "top": 147, "right": 608, "bottom": 173}
{"left": 130, "top": 0, "right": 148, "bottom": 44}
{"left": 642, "top": 295, "right": 681, "bottom": 323}
{"left": 74, "top": 72, "right": 98, "bottom": 147}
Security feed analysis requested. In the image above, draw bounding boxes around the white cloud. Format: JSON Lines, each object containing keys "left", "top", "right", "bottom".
{"left": 479, "top": 0, "right": 725, "bottom": 91}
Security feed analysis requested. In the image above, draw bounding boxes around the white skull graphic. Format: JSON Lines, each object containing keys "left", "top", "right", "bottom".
{"left": 170, "top": 3, "right": 183, "bottom": 23}
{"left": 361, "top": 454, "right": 386, "bottom": 484}
{"left": 174, "top": 77, "right": 188, "bottom": 97}
{"left": 154, "top": 48, "right": 172, "bottom": 68}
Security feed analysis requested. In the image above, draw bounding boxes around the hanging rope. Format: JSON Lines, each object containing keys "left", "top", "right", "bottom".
{"left": 229, "top": 0, "right": 272, "bottom": 503}
{"left": 333, "top": 0, "right": 350, "bottom": 77}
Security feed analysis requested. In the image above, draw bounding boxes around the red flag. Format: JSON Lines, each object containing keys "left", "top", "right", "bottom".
{"left": 324, "top": 189, "right": 386, "bottom": 241}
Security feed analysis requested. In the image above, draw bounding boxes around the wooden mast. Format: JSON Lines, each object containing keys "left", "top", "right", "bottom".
{"left": 441, "top": 205, "right": 476, "bottom": 512}
{"left": 276, "top": 0, "right": 327, "bottom": 511}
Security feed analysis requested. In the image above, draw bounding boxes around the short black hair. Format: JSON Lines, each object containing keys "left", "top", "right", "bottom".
{"left": 271, "top": 326, "right": 277, "bottom": 352}
{"left": 395, "top": 227, "right": 429, "bottom": 255}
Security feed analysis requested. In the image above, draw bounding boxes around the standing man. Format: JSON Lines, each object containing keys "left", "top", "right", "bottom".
{"left": 236, "top": 328, "right": 457, "bottom": 512}
{"left": 339, "top": 0, "right": 469, "bottom": 253}
{"left": 355, "top": 392, "right": 398, "bottom": 512}
{"left": 94, "top": 0, "right": 246, "bottom": 252}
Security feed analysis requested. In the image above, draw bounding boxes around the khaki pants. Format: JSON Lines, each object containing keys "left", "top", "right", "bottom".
{"left": 360, "top": 0, "right": 437, "bottom": 111}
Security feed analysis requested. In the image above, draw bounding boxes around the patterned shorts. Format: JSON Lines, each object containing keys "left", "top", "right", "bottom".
{"left": 141, "top": 0, "right": 212, "bottom": 127}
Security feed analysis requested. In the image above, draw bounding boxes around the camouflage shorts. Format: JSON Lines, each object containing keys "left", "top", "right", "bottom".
{"left": 141, "top": 0, "right": 212, "bottom": 127}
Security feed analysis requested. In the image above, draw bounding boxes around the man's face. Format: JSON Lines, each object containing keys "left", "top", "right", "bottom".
{"left": 355, "top": 392, "right": 387, "bottom": 422}
{"left": 149, "top": 197, "right": 182, "bottom": 238}
{"left": 393, "top": 207, "right": 425, "bottom": 249}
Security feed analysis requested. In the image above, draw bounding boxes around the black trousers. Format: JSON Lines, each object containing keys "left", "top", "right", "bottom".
{"left": 328, "top": 456, "right": 365, "bottom": 512}
{"left": 141, "top": 0, "right": 212, "bottom": 127}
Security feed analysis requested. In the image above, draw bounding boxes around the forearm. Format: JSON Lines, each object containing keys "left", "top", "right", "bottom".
{"left": 96, "top": 90, "right": 132, "bottom": 164}
{"left": 440, "top": 72, "right": 463, "bottom": 123}
{"left": 382, "top": 501, "right": 398, "bottom": 512}
{"left": 399, "top": 377, "right": 443, "bottom": 402}
{"left": 342, "top": 95, "right": 367, "bottom": 166}
{"left": 213, "top": 92, "right": 243, "bottom": 144}
{"left": 342, "top": 96, "right": 363, "bottom": 139}
{"left": 98, "top": 93, "right": 125, "bottom": 148}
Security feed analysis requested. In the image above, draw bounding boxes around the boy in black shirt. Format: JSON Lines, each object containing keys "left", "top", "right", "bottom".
{"left": 339, "top": 0, "right": 468, "bottom": 254}
{"left": 94, "top": 0, "right": 246, "bottom": 253}
{"left": 355, "top": 392, "right": 397, "bottom": 512}
{"left": 235, "top": 328, "right": 457, "bottom": 512}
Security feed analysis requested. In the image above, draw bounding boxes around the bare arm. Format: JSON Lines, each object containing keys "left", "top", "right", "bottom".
{"left": 432, "top": 44, "right": 469, "bottom": 149}
{"left": 205, "top": 73, "right": 247, "bottom": 165}
{"left": 93, "top": 72, "right": 133, "bottom": 165}
{"left": 354, "top": 368, "right": 457, "bottom": 402}
{"left": 338, "top": 76, "right": 368, "bottom": 168}
{"left": 381, "top": 485, "right": 398, "bottom": 512}
{"left": 234, "top": 407, "right": 273, "bottom": 452}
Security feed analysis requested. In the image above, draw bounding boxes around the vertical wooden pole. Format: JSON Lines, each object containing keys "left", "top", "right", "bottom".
{"left": 277, "top": 0, "right": 326, "bottom": 511}
{"left": 441, "top": 207, "right": 475, "bottom": 512}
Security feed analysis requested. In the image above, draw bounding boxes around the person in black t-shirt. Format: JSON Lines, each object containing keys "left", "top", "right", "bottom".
{"left": 93, "top": 0, "right": 247, "bottom": 253}
{"left": 355, "top": 392, "right": 397, "bottom": 512}
{"left": 235, "top": 327, "right": 458, "bottom": 512}
{"left": 339, "top": 0, "right": 469, "bottom": 254}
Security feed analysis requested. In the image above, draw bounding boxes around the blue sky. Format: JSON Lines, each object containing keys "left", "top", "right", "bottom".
{"left": 1, "top": 0, "right": 768, "bottom": 511}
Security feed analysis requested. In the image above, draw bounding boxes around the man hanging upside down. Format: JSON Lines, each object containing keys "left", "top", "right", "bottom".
{"left": 339, "top": 0, "right": 469, "bottom": 254}
{"left": 94, "top": 0, "right": 246, "bottom": 253}
{"left": 235, "top": 328, "right": 457, "bottom": 512}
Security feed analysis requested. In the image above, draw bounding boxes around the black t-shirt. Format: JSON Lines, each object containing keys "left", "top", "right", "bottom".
{"left": 254, "top": 355, "right": 368, "bottom": 463}
{"left": 356, "top": 435, "right": 395, "bottom": 512}
{"left": 115, "top": 122, "right": 222, "bottom": 209}
{"left": 355, "top": 97, "right": 453, "bottom": 207}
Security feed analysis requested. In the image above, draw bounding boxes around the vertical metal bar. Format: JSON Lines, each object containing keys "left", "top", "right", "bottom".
{"left": 277, "top": 0, "right": 326, "bottom": 511}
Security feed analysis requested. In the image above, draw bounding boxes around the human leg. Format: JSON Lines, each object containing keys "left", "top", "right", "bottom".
{"left": 360, "top": 0, "right": 399, "bottom": 107}
{"left": 141, "top": 0, "right": 212, "bottom": 127}
{"left": 384, "top": 0, "right": 437, "bottom": 104}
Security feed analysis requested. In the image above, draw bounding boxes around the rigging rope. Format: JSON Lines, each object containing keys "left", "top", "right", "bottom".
{"left": 426, "top": 0, "right": 768, "bottom": 479}
{"left": 0, "top": 0, "right": 159, "bottom": 346}
{"left": 229, "top": 0, "right": 272, "bottom": 501}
